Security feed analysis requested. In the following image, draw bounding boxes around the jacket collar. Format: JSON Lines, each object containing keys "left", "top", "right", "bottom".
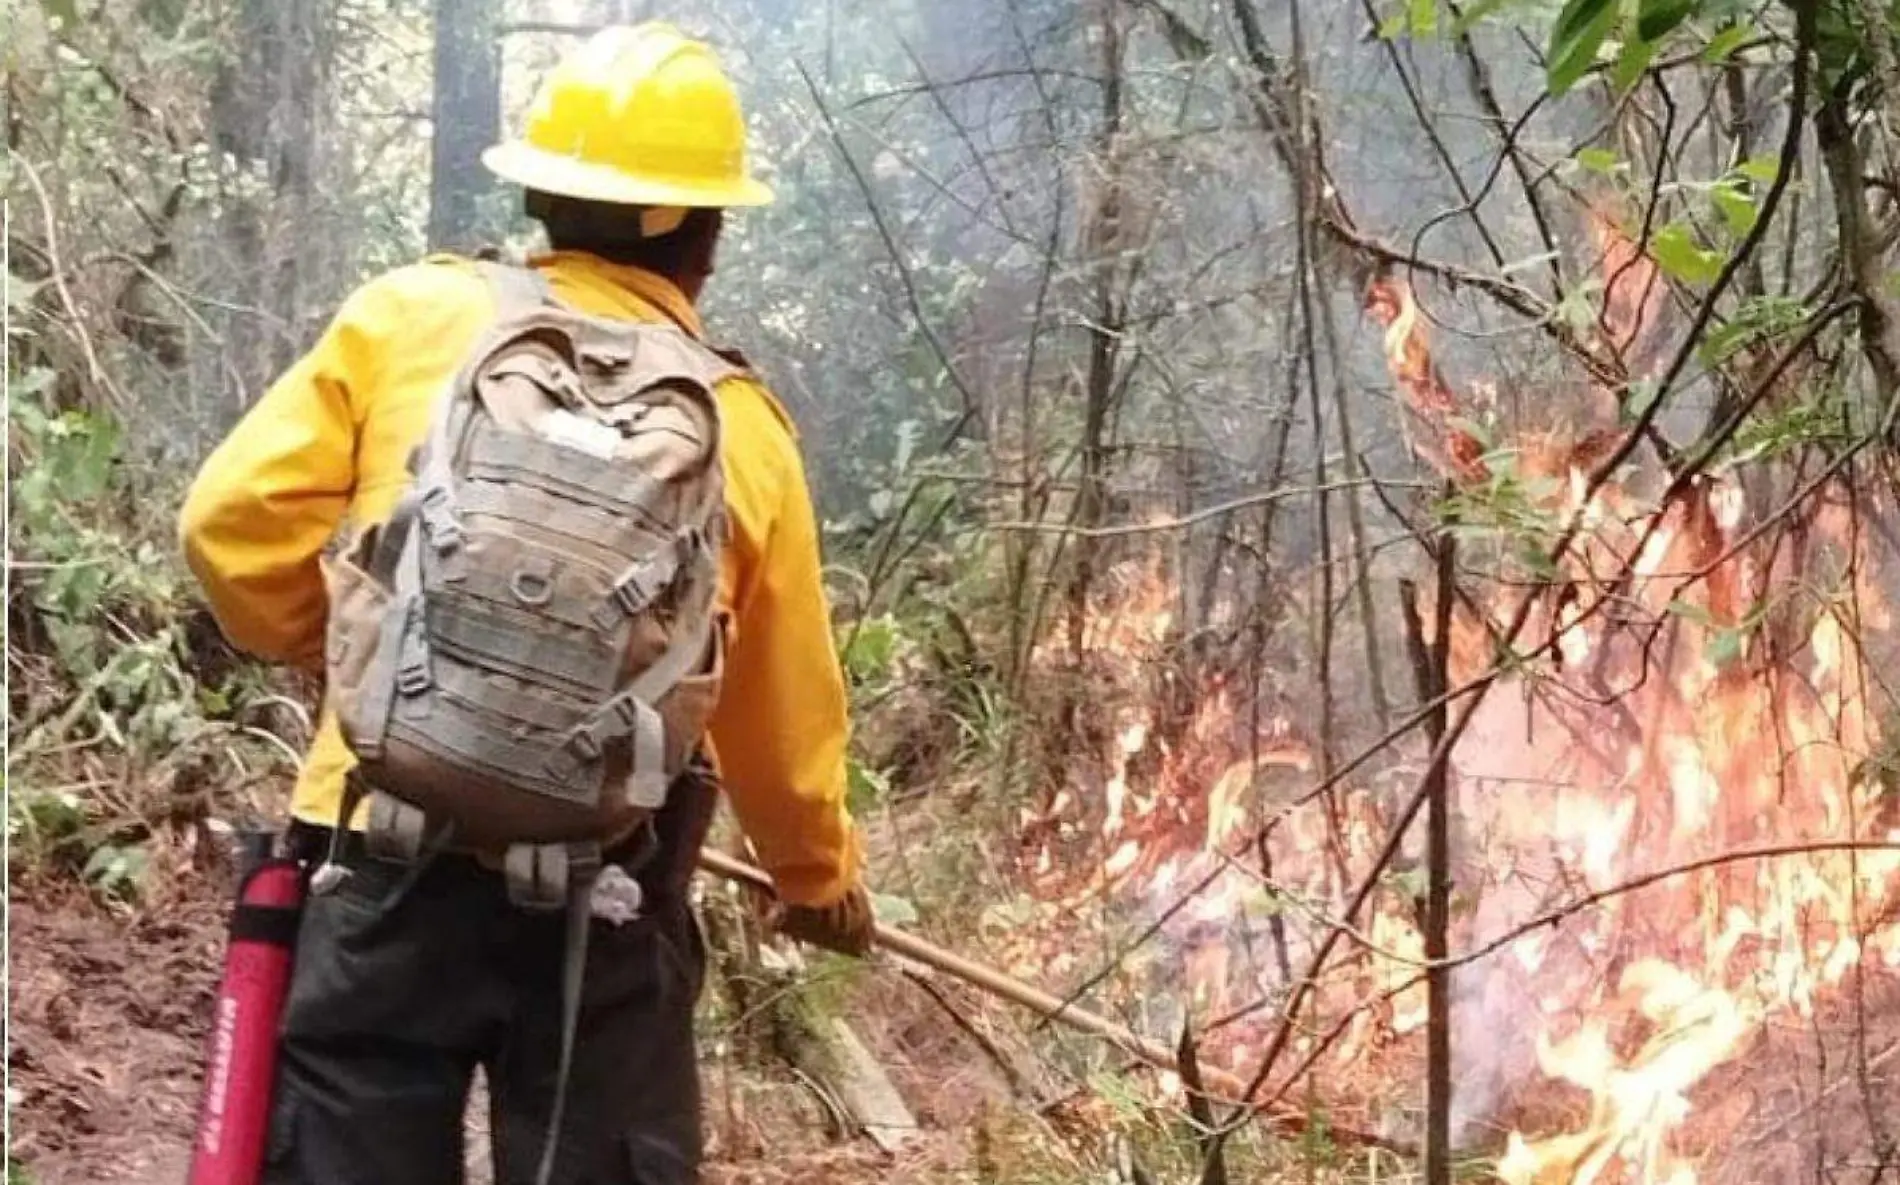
{"left": 534, "top": 250, "right": 705, "bottom": 339}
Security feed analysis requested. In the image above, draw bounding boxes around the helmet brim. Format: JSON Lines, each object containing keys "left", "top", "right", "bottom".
{"left": 482, "top": 142, "right": 775, "bottom": 209}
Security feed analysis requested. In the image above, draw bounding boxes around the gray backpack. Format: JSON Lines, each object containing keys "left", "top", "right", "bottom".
{"left": 312, "top": 260, "right": 740, "bottom": 1183}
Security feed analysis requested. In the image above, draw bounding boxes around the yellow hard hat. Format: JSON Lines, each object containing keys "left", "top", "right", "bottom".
{"left": 483, "top": 23, "right": 774, "bottom": 209}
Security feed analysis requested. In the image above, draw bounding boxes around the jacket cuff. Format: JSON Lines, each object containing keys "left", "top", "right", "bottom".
{"left": 769, "top": 825, "right": 863, "bottom": 907}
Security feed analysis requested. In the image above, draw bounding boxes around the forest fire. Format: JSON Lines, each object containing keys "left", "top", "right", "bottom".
{"left": 1475, "top": 482, "right": 1900, "bottom": 1182}
{"left": 1386, "top": 216, "right": 1899, "bottom": 1178}
{"left": 1015, "top": 213, "right": 1900, "bottom": 1181}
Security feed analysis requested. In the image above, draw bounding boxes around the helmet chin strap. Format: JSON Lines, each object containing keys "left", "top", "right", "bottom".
{"left": 638, "top": 206, "right": 688, "bottom": 237}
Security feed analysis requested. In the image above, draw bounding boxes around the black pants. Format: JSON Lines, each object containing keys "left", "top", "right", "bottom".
{"left": 262, "top": 841, "right": 706, "bottom": 1185}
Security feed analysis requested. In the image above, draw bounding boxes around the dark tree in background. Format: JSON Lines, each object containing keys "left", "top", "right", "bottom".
{"left": 430, "top": 0, "right": 502, "bottom": 250}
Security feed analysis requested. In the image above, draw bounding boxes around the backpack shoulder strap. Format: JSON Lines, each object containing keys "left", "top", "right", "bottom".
{"left": 476, "top": 259, "right": 553, "bottom": 320}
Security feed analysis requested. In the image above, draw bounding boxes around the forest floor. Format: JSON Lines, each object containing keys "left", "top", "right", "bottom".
{"left": 10, "top": 882, "right": 217, "bottom": 1185}
{"left": 16, "top": 807, "right": 1900, "bottom": 1185}
{"left": 6, "top": 850, "right": 1005, "bottom": 1185}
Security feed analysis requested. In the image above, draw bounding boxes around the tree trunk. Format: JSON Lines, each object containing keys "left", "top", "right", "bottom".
{"left": 212, "top": 0, "right": 330, "bottom": 408}
{"left": 1062, "top": 0, "right": 1126, "bottom": 663}
{"left": 431, "top": 0, "right": 503, "bottom": 251}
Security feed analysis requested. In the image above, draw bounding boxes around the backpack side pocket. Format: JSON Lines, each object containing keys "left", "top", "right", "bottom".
{"left": 321, "top": 530, "right": 395, "bottom": 755}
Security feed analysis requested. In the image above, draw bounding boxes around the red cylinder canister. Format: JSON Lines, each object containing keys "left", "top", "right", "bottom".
{"left": 188, "top": 835, "right": 304, "bottom": 1185}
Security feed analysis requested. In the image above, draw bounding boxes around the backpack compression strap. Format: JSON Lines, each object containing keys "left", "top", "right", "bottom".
{"left": 506, "top": 839, "right": 602, "bottom": 1185}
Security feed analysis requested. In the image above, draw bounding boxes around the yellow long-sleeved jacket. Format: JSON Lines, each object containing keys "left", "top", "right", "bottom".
{"left": 180, "top": 251, "right": 860, "bottom": 906}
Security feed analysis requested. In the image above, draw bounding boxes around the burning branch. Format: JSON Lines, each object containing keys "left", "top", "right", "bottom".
{"left": 1321, "top": 206, "right": 1625, "bottom": 388}
{"left": 1364, "top": 274, "right": 1488, "bottom": 483}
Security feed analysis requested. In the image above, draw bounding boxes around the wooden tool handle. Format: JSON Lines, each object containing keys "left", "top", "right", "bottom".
{"left": 695, "top": 847, "right": 1246, "bottom": 1096}
{"left": 695, "top": 849, "right": 1417, "bottom": 1155}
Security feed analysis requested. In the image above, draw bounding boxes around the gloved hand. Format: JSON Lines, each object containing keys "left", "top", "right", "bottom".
{"left": 775, "top": 882, "right": 876, "bottom": 957}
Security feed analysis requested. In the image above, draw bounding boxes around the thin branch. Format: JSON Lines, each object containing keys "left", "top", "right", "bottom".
{"left": 843, "top": 66, "right": 1107, "bottom": 111}
{"left": 797, "top": 61, "right": 981, "bottom": 420}
{"left": 1447, "top": 840, "right": 1900, "bottom": 975}
{"left": 986, "top": 477, "right": 1410, "bottom": 538}
{"left": 1353, "top": 0, "right": 1509, "bottom": 270}
{"left": 12, "top": 155, "right": 131, "bottom": 413}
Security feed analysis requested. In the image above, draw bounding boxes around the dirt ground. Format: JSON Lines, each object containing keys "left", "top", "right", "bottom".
{"left": 9, "top": 882, "right": 220, "bottom": 1184}
{"left": 5, "top": 864, "right": 986, "bottom": 1185}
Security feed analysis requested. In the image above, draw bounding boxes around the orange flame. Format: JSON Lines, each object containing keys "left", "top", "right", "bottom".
{"left": 1365, "top": 275, "right": 1488, "bottom": 481}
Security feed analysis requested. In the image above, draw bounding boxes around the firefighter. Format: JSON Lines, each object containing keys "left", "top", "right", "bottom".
{"left": 180, "top": 23, "right": 872, "bottom": 1184}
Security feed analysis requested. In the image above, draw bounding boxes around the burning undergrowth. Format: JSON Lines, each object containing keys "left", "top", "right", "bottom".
{"left": 999, "top": 209, "right": 1900, "bottom": 1181}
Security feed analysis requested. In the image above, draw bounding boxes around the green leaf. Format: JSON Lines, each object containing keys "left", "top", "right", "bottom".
{"left": 1547, "top": 0, "right": 1618, "bottom": 95}
{"left": 1697, "top": 295, "right": 1809, "bottom": 366}
{"left": 1720, "top": 397, "right": 1838, "bottom": 469}
{"left": 1380, "top": 0, "right": 1441, "bottom": 38}
{"left": 1518, "top": 540, "right": 1561, "bottom": 579}
{"left": 1386, "top": 866, "right": 1429, "bottom": 900}
{"left": 82, "top": 843, "right": 148, "bottom": 901}
{"left": 1735, "top": 154, "right": 1782, "bottom": 185}
{"left": 1448, "top": 0, "right": 1511, "bottom": 36}
{"left": 1700, "top": 321, "right": 1751, "bottom": 365}
{"left": 1621, "top": 377, "right": 1663, "bottom": 424}
{"left": 1576, "top": 147, "right": 1621, "bottom": 173}
{"left": 1702, "top": 22, "right": 1754, "bottom": 61}
{"left": 839, "top": 615, "right": 901, "bottom": 682}
{"left": 1665, "top": 598, "right": 1715, "bottom": 626}
{"left": 1241, "top": 884, "right": 1288, "bottom": 920}
{"left": 1636, "top": 0, "right": 1696, "bottom": 41}
{"left": 14, "top": 791, "right": 84, "bottom": 843}
{"left": 1611, "top": 35, "right": 1660, "bottom": 91}
{"left": 1708, "top": 626, "right": 1745, "bottom": 668}
{"left": 1709, "top": 179, "right": 1758, "bottom": 236}
{"left": 1813, "top": 2, "right": 1867, "bottom": 87}
{"left": 1553, "top": 280, "right": 1603, "bottom": 333}
{"left": 1651, "top": 222, "right": 1724, "bottom": 284}
{"left": 845, "top": 759, "right": 890, "bottom": 812}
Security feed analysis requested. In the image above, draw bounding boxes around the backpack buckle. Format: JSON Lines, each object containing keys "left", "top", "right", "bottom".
{"left": 394, "top": 603, "right": 432, "bottom": 695}
{"left": 592, "top": 570, "right": 653, "bottom": 631}
{"left": 603, "top": 552, "right": 677, "bottom": 622}
{"left": 612, "top": 569, "right": 656, "bottom": 616}
{"left": 419, "top": 487, "right": 462, "bottom": 551}
{"left": 557, "top": 696, "right": 640, "bottom": 772}
{"left": 561, "top": 727, "right": 603, "bottom": 766}
{"left": 396, "top": 658, "right": 433, "bottom": 697}
{"left": 605, "top": 694, "right": 643, "bottom": 736}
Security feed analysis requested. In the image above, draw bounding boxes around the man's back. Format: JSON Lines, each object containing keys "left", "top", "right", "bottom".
{"left": 181, "top": 249, "right": 860, "bottom": 906}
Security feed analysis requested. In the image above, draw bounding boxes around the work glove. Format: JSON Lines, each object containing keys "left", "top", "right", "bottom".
{"left": 775, "top": 881, "right": 876, "bottom": 958}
